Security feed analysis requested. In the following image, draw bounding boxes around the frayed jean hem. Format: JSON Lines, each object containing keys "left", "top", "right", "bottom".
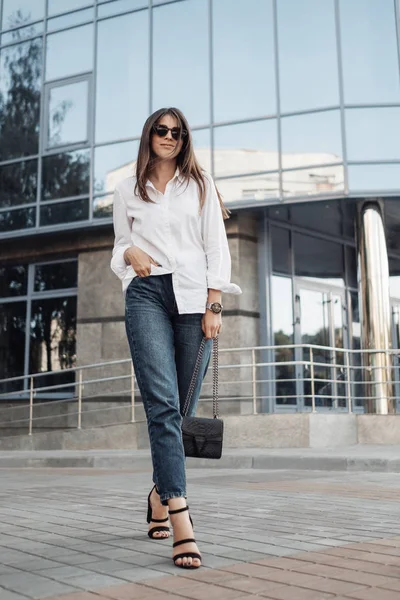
{"left": 160, "top": 491, "right": 186, "bottom": 506}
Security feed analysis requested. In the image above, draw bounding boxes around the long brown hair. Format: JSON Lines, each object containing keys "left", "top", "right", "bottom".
{"left": 134, "top": 107, "right": 230, "bottom": 220}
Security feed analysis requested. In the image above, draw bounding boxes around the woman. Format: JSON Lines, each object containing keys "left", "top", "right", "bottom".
{"left": 111, "top": 107, "right": 241, "bottom": 569}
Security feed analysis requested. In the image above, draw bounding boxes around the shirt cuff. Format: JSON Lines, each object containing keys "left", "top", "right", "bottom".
{"left": 207, "top": 275, "right": 242, "bottom": 295}
{"left": 110, "top": 244, "right": 132, "bottom": 280}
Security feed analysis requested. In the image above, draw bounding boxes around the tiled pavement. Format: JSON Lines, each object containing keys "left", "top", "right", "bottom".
{"left": 1, "top": 467, "right": 400, "bottom": 599}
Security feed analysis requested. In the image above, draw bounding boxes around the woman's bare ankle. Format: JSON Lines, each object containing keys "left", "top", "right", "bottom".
{"left": 167, "top": 497, "right": 187, "bottom": 512}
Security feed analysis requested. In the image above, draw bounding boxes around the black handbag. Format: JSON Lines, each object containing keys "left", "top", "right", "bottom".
{"left": 181, "top": 336, "right": 223, "bottom": 459}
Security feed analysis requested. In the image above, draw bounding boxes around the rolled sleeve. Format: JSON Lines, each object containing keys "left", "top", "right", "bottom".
{"left": 201, "top": 174, "right": 242, "bottom": 295}
{"left": 110, "top": 186, "right": 135, "bottom": 280}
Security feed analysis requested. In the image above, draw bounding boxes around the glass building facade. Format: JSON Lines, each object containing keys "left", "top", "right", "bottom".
{"left": 1, "top": 0, "right": 400, "bottom": 411}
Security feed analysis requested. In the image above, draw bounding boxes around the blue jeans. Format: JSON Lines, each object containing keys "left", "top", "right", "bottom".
{"left": 125, "top": 274, "right": 212, "bottom": 505}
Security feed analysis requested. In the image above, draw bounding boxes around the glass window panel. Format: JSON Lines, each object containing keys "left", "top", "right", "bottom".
{"left": 96, "top": 10, "right": 148, "bottom": 143}
{"left": 271, "top": 275, "right": 295, "bottom": 405}
{"left": 34, "top": 261, "right": 78, "bottom": 292}
{"left": 0, "top": 38, "right": 42, "bottom": 160}
{"left": 346, "top": 108, "right": 400, "bottom": 162}
{"left": 281, "top": 110, "right": 342, "bottom": 169}
{"left": 29, "top": 296, "right": 76, "bottom": 391}
{"left": 94, "top": 140, "right": 138, "bottom": 196}
{"left": 0, "top": 159, "right": 37, "bottom": 208}
{"left": 385, "top": 199, "right": 400, "bottom": 254}
{"left": 47, "top": 80, "right": 89, "bottom": 148}
{"left": 271, "top": 227, "right": 291, "bottom": 275}
{"left": 46, "top": 24, "right": 93, "bottom": 81}
{"left": 348, "top": 164, "right": 400, "bottom": 193}
{"left": 48, "top": 0, "right": 93, "bottom": 16}
{"left": 216, "top": 173, "right": 280, "bottom": 205}
{"left": 282, "top": 165, "right": 344, "bottom": 198}
{"left": 47, "top": 8, "right": 93, "bottom": 32}
{"left": 98, "top": 0, "right": 147, "bottom": 18}
{"left": 290, "top": 200, "right": 343, "bottom": 236}
{"left": 213, "top": 0, "right": 275, "bottom": 122}
{"left": 214, "top": 120, "right": 278, "bottom": 178}
{"left": 389, "top": 256, "right": 400, "bottom": 299}
{"left": 93, "top": 193, "right": 112, "bottom": 219}
{"left": 346, "top": 246, "right": 357, "bottom": 289}
{"left": 40, "top": 198, "right": 88, "bottom": 226}
{"left": 0, "top": 206, "right": 35, "bottom": 231}
{"left": 0, "top": 265, "right": 27, "bottom": 297}
{"left": 0, "top": 301, "right": 26, "bottom": 392}
{"left": 41, "top": 149, "right": 90, "bottom": 200}
{"left": 268, "top": 205, "right": 289, "bottom": 222}
{"left": 294, "top": 232, "right": 345, "bottom": 287}
{"left": 153, "top": 0, "right": 209, "bottom": 126}
{"left": 1, "top": 0, "right": 44, "bottom": 30}
{"left": 2, "top": 21, "right": 43, "bottom": 44}
{"left": 277, "top": 0, "right": 339, "bottom": 112}
{"left": 192, "top": 128, "right": 211, "bottom": 173}
{"left": 340, "top": 0, "right": 400, "bottom": 104}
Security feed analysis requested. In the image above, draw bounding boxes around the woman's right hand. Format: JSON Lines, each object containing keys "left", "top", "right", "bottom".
{"left": 123, "top": 246, "right": 159, "bottom": 277}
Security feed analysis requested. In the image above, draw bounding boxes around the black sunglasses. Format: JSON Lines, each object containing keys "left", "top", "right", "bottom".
{"left": 153, "top": 124, "right": 188, "bottom": 141}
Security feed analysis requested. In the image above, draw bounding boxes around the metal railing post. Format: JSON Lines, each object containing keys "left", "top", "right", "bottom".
{"left": 345, "top": 350, "right": 352, "bottom": 413}
{"left": 252, "top": 349, "right": 257, "bottom": 414}
{"left": 310, "top": 348, "right": 316, "bottom": 413}
{"left": 77, "top": 370, "right": 83, "bottom": 430}
{"left": 131, "top": 362, "right": 135, "bottom": 423}
{"left": 29, "top": 377, "right": 34, "bottom": 435}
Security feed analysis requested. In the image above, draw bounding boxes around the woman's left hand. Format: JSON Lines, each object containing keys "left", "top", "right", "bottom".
{"left": 202, "top": 310, "right": 222, "bottom": 339}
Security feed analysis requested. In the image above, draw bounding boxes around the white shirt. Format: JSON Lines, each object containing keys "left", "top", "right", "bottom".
{"left": 111, "top": 169, "right": 242, "bottom": 314}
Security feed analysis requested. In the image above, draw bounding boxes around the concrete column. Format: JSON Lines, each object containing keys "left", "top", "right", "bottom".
{"left": 356, "top": 201, "right": 394, "bottom": 414}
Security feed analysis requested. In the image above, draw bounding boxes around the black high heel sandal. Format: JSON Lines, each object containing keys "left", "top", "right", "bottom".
{"left": 169, "top": 505, "right": 201, "bottom": 569}
{"left": 147, "top": 485, "right": 170, "bottom": 540}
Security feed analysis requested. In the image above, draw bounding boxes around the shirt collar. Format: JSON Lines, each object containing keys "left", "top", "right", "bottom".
{"left": 145, "top": 168, "right": 183, "bottom": 189}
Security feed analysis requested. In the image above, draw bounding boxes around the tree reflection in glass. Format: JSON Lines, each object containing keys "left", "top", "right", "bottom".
{"left": 0, "top": 302, "right": 26, "bottom": 393}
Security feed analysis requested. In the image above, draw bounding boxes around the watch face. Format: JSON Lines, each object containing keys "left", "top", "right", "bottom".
{"left": 211, "top": 302, "right": 222, "bottom": 314}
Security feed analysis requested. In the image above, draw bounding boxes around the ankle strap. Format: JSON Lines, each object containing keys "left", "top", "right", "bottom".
{"left": 169, "top": 505, "right": 189, "bottom": 515}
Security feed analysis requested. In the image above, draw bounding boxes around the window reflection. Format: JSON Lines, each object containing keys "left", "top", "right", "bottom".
{"left": 214, "top": 120, "right": 278, "bottom": 178}
{"left": 0, "top": 207, "right": 35, "bottom": 232}
{"left": 340, "top": 0, "right": 400, "bottom": 104}
{"left": 47, "top": 8, "right": 94, "bottom": 32}
{"left": 46, "top": 24, "right": 93, "bottom": 81}
{"left": 1, "top": 0, "right": 44, "bottom": 30}
{"left": 281, "top": 110, "right": 342, "bottom": 169}
{"left": 0, "top": 265, "right": 27, "bottom": 297}
{"left": 47, "top": 80, "right": 89, "bottom": 148}
{"left": 2, "top": 22, "right": 43, "bottom": 44}
{"left": 94, "top": 140, "right": 138, "bottom": 196}
{"left": 271, "top": 276, "right": 295, "bottom": 405}
{"left": 277, "top": 0, "right": 339, "bottom": 112}
{"left": 152, "top": 0, "right": 209, "bottom": 126}
{"left": 389, "top": 257, "right": 400, "bottom": 299}
{"left": 96, "top": 11, "right": 148, "bottom": 142}
{"left": 34, "top": 261, "right": 78, "bottom": 292}
{"left": 291, "top": 200, "right": 343, "bottom": 236}
{"left": 216, "top": 173, "right": 280, "bottom": 205}
{"left": 93, "top": 194, "right": 113, "bottom": 219}
{"left": 97, "top": 0, "right": 147, "bottom": 17}
{"left": 346, "top": 108, "right": 400, "bottom": 162}
{"left": 271, "top": 226, "right": 291, "bottom": 275}
{"left": 29, "top": 296, "right": 76, "bottom": 391}
{"left": 40, "top": 198, "right": 89, "bottom": 226}
{"left": 48, "top": 0, "right": 93, "bottom": 16}
{"left": 385, "top": 199, "right": 400, "bottom": 254}
{"left": 213, "top": 0, "right": 275, "bottom": 122}
{"left": 348, "top": 164, "right": 400, "bottom": 193}
{"left": 0, "top": 160, "right": 37, "bottom": 207}
{"left": 0, "top": 38, "right": 42, "bottom": 160}
{"left": 41, "top": 149, "right": 90, "bottom": 201}
{"left": 294, "top": 232, "right": 345, "bottom": 287}
{"left": 282, "top": 165, "right": 344, "bottom": 198}
{"left": 0, "top": 301, "right": 26, "bottom": 393}
{"left": 192, "top": 129, "right": 211, "bottom": 173}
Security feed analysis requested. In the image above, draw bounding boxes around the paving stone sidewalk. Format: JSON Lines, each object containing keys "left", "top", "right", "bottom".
{"left": 0, "top": 466, "right": 400, "bottom": 599}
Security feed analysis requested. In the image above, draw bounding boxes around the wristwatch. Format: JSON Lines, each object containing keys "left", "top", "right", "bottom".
{"left": 206, "top": 302, "right": 223, "bottom": 314}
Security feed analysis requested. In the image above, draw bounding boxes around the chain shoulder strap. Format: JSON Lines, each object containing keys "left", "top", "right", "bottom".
{"left": 182, "top": 336, "right": 219, "bottom": 419}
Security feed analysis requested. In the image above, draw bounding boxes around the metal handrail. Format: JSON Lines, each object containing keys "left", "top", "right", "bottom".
{"left": 0, "top": 342, "right": 399, "bottom": 438}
